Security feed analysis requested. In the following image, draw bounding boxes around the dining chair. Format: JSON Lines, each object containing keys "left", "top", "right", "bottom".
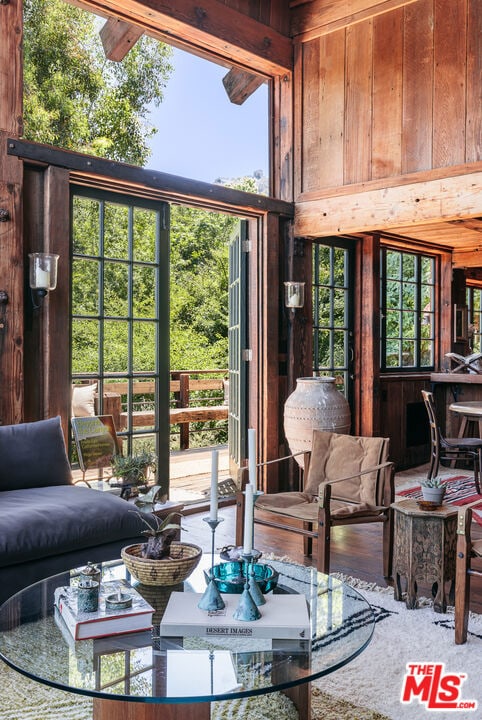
{"left": 235, "top": 429, "right": 395, "bottom": 577}
{"left": 421, "top": 390, "right": 482, "bottom": 494}
{"left": 455, "top": 502, "right": 482, "bottom": 643}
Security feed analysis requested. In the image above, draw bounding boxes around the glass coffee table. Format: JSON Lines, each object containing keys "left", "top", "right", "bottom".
{"left": 0, "top": 556, "right": 374, "bottom": 720}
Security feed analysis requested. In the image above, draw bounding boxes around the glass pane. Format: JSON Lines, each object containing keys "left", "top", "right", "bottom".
{"left": 71, "top": 319, "right": 99, "bottom": 374}
{"left": 420, "top": 284, "right": 433, "bottom": 309}
{"left": 333, "top": 248, "right": 347, "bottom": 287}
{"left": 421, "top": 313, "right": 434, "bottom": 339}
{"left": 386, "top": 310, "right": 401, "bottom": 338}
{"left": 133, "top": 266, "right": 156, "bottom": 318}
{"left": 333, "top": 288, "right": 347, "bottom": 326}
{"left": 333, "top": 330, "right": 346, "bottom": 366}
{"left": 133, "top": 208, "right": 157, "bottom": 263}
{"left": 72, "top": 259, "right": 99, "bottom": 315}
{"left": 316, "top": 246, "right": 331, "bottom": 285}
{"left": 386, "top": 340, "right": 400, "bottom": 367}
{"left": 402, "top": 340, "right": 415, "bottom": 366}
{"left": 420, "top": 340, "right": 433, "bottom": 366}
{"left": 72, "top": 197, "right": 99, "bottom": 256}
{"left": 386, "top": 281, "right": 401, "bottom": 309}
{"left": 316, "top": 330, "right": 331, "bottom": 367}
{"left": 104, "top": 262, "right": 129, "bottom": 317}
{"left": 133, "top": 322, "right": 156, "bottom": 372}
{"left": 402, "top": 253, "right": 416, "bottom": 282}
{"left": 402, "top": 312, "right": 416, "bottom": 338}
{"left": 317, "top": 288, "right": 331, "bottom": 325}
{"left": 402, "top": 282, "right": 415, "bottom": 310}
{"left": 104, "top": 203, "right": 129, "bottom": 259}
{"left": 104, "top": 321, "right": 129, "bottom": 373}
{"left": 421, "top": 256, "right": 434, "bottom": 284}
{"left": 385, "top": 251, "right": 401, "bottom": 280}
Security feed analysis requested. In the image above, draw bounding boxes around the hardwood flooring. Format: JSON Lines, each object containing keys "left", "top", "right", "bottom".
{"left": 183, "top": 503, "right": 482, "bottom": 615}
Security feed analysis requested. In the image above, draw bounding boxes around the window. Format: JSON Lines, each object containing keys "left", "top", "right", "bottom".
{"left": 381, "top": 249, "right": 435, "bottom": 371}
{"left": 467, "top": 286, "right": 482, "bottom": 352}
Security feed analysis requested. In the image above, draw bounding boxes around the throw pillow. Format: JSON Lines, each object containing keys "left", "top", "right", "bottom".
{"left": 0, "top": 416, "right": 72, "bottom": 491}
{"left": 71, "top": 383, "right": 97, "bottom": 417}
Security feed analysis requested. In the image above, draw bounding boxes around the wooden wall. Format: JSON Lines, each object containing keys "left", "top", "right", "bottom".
{"left": 294, "top": 0, "right": 482, "bottom": 198}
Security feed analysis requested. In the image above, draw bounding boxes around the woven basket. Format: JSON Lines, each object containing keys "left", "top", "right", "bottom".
{"left": 121, "top": 541, "right": 202, "bottom": 586}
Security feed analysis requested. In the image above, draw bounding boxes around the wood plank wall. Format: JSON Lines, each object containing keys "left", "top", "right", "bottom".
{"left": 295, "top": 0, "right": 482, "bottom": 197}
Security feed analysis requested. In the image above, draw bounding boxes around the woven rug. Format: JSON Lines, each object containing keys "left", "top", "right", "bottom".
{"left": 397, "top": 474, "right": 482, "bottom": 525}
{"left": 1, "top": 571, "right": 481, "bottom": 720}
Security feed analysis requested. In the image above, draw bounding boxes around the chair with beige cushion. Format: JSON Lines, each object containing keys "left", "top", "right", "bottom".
{"left": 236, "top": 429, "right": 395, "bottom": 576}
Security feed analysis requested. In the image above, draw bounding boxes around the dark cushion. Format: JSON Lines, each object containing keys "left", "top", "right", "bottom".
{"left": 0, "top": 416, "right": 72, "bottom": 491}
{"left": 0, "top": 485, "right": 147, "bottom": 567}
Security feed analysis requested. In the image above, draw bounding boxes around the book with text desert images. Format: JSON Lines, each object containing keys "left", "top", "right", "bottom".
{"left": 54, "top": 579, "right": 154, "bottom": 641}
{"left": 159, "top": 592, "right": 311, "bottom": 640}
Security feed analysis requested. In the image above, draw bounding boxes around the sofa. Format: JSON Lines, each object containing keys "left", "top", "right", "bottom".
{"left": 0, "top": 416, "right": 149, "bottom": 605}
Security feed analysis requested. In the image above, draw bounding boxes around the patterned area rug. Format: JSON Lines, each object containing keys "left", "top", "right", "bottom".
{"left": 397, "top": 474, "right": 482, "bottom": 525}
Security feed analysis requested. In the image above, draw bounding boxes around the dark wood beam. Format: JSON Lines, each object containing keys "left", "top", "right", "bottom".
{"left": 6, "top": 138, "right": 293, "bottom": 218}
{"left": 66, "top": 0, "right": 292, "bottom": 75}
{"left": 222, "top": 68, "right": 264, "bottom": 105}
{"left": 291, "top": 0, "right": 419, "bottom": 40}
{"left": 100, "top": 17, "right": 144, "bottom": 61}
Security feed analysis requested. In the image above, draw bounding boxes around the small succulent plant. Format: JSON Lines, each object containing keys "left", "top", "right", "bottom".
{"left": 135, "top": 511, "right": 184, "bottom": 560}
{"left": 420, "top": 477, "right": 445, "bottom": 489}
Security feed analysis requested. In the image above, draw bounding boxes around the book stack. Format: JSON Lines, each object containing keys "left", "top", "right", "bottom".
{"left": 54, "top": 579, "right": 154, "bottom": 641}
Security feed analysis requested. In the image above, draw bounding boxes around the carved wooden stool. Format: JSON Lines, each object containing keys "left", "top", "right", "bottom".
{"left": 391, "top": 499, "right": 457, "bottom": 612}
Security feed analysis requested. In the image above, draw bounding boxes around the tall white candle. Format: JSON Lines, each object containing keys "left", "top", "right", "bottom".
{"left": 35, "top": 268, "right": 50, "bottom": 289}
{"left": 243, "top": 483, "right": 254, "bottom": 555}
{"left": 248, "top": 428, "right": 257, "bottom": 492}
{"left": 209, "top": 449, "right": 219, "bottom": 522}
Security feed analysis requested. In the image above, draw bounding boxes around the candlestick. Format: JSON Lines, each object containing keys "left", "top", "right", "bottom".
{"left": 209, "top": 449, "right": 219, "bottom": 522}
{"left": 233, "top": 552, "right": 261, "bottom": 622}
{"left": 243, "top": 483, "right": 254, "bottom": 555}
{"left": 198, "top": 516, "right": 225, "bottom": 611}
{"left": 248, "top": 428, "right": 256, "bottom": 491}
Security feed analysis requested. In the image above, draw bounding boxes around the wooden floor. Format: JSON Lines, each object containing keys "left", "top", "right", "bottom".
{"left": 182, "top": 502, "right": 482, "bottom": 615}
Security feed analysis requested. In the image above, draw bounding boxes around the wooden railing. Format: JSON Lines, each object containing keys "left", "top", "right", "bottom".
{"left": 96, "top": 370, "right": 228, "bottom": 450}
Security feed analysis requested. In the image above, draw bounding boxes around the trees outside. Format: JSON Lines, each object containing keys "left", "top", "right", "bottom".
{"left": 23, "top": 0, "right": 173, "bottom": 165}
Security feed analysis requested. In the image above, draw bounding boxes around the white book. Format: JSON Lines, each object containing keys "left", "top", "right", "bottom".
{"left": 160, "top": 592, "right": 310, "bottom": 640}
{"left": 54, "top": 579, "right": 154, "bottom": 641}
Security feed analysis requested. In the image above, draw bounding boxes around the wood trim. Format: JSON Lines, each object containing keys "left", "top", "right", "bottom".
{"left": 67, "top": 0, "right": 293, "bottom": 74}
{"left": 99, "top": 17, "right": 144, "bottom": 61}
{"left": 0, "top": 0, "right": 23, "bottom": 136}
{"left": 290, "top": 0, "right": 419, "bottom": 41}
{"left": 7, "top": 138, "right": 294, "bottom": 219}
{"left": 295, "top": 168, "right": 482, "bottom": 238}
{"left": 359, "top": 234, "right": 380, "bottom": 436}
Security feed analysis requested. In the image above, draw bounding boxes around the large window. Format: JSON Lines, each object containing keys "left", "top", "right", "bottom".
{"left": 467, "top": 286, "right": 482, "bottom": 352}
{"left": 381, "top": 249, "right": 435, "bottom": 371}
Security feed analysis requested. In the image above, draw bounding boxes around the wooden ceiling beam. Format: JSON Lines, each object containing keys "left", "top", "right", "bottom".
{"left": 100, "top": 17, "right": 144, "bottom": 61}
{"left": 295, "top": 169, "right": 482, "bottom": 239}
{"left": 66, "top": 0, "right": 292, "bottom": 75}
{"left": 222, "top": 67, "right": 264, "bottom": 105}
{"left": 291, "top": 0, "right": 419, "bottom": 40}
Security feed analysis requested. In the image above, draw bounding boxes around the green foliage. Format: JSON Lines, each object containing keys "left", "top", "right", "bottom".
{"left": 23, "top": 0, "right": 173, "bottom": 165}
{"left": 111, "top": 448, "right": 157, "bottom": 485}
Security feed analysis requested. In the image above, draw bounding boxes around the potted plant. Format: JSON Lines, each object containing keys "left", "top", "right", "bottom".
{"left": 110, "top": 448, "right": 157, "bottom": 487}
{"left": 420, "top": 477, "right": 446, "bottom": 504}
{"left": 121, "top": 512, "right": 202, "bottom": 586}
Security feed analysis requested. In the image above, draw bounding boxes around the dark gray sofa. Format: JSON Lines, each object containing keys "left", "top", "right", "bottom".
{"left": 0, "top": 416, "right": 148, "bottom": 605}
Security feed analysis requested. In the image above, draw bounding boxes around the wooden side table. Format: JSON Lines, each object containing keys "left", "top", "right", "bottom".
{"left": 391, "top": 499, "right": 457, "bottom": 612}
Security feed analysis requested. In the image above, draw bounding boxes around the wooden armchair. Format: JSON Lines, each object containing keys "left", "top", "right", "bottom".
{"left": 455, "top": 502, "right": 482, "bottom": 644}
{"left": 235, "top": 430, "right": 395, "bottom": 576}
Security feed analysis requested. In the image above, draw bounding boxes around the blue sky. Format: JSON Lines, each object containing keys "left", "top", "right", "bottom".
{"left": 145, "top": 47, "right": 269, "bottom": 185}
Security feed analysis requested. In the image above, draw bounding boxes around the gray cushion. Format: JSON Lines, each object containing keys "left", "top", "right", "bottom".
{"left": 0, "top": 485, "right": 147, "bottom": 567}
{"left": 0, "top": 416, "right": 72, "bottom": 491}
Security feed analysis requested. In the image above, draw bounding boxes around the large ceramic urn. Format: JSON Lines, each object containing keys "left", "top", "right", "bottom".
{"left": 284, "top": 377, "right": 351, "bottom": 467}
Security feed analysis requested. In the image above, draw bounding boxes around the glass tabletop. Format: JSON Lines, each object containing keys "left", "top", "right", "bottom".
{"left": 0, "top": 556, "right": 374, "bottom": 705}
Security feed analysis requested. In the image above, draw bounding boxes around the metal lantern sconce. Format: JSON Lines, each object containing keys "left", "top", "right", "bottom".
{"left": 284, "top": 281, "right": 305, "bottom": 311}
{"left": 29, "top": 253, "right": 59, "bottom": 308}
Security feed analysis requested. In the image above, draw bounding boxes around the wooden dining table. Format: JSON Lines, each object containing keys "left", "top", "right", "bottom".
{"left": 449, "top": 401, "right": 482, "bottom": 438}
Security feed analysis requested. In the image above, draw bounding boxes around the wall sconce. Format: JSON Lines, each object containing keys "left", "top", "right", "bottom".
{"left": 29, "top": 252, "right": 59, "bottom": 308}
{"left": 284, "top": 281, "right": 305, "bottom": 310}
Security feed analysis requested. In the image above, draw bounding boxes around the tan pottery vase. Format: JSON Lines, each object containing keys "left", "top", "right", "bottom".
{"left": 284, "top": 376, "right": 351, "bottom": 467}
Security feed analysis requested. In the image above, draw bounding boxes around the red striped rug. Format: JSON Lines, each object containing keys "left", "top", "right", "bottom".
{"left": 398, "top": 475, "right": 482, "bottom": 526}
